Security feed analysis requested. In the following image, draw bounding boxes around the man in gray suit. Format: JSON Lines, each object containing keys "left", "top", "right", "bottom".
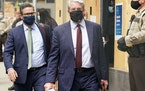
{"left": 44, "top": 0, "right": 108, "bottom": 91}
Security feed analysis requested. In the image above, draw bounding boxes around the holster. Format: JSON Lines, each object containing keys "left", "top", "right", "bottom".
{"left": 127, "top": 43, "right": 145, "bottom": 57}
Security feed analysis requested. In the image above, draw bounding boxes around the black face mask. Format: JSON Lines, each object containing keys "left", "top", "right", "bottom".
{"left": 131, "top": 1, "right": 141, "bottom": 10}
{"left": 23, "top": 16, "right": 35, "bottom": 25}
{"left": 70, "top": 10, "right": 84, "bottom": 23}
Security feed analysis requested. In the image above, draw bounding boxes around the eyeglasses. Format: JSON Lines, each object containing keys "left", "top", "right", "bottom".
{"left": 23, "top": 12, "right": 35, "bottom": 16}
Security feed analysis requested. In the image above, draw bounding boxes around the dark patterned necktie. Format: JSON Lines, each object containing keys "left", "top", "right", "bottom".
{"left": 76, "top": 24, "right": 82, "bottom": 68}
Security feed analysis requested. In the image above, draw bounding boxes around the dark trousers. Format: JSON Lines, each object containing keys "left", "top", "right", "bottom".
{"left": 14, "top": 66, "right": 46, "bottom": 91}
{"left": 128, "top": 56, "right": 145, "bottom": 91}
{"left": 70, "top": 68, "right": 99, "bottom": 91}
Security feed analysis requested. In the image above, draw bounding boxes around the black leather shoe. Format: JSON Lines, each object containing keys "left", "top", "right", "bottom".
{"left": 8, "top": 85, "right": 14, "bottom": 90}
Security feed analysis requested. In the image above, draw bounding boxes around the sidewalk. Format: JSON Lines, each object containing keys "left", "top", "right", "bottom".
{"left": 0, "top": 62, "right": 58, "bottom": 91}
{"left": 0, "top": 62, "right": 13, "bottom": 91}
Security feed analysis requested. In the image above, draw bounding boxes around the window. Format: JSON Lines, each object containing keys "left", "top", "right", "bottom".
{"left": 5, "top": 0, "right": 11, "bottom": 1}
{"left": 17, "top": 0, "right": 32, "bottom": 2}
{"left": 0, "top": 0, "right": 4, "bottom": 11}
{"left": 37, "top": 0, "right": 45, "bottom": 1}
{"left": 28, "top": 0, "right": 32, "bottom": 2}
{"left": 46, "top": 0, "right": 55, "bottom": 3}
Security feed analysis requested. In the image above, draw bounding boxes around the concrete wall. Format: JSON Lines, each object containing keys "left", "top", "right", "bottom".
{"left": 84, "top": 0, "right": 100, "bottom": 23}
{"left": 55, "top": 0, "right": 64, "bottom": 25}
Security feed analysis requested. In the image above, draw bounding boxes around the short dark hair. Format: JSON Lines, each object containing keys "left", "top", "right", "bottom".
{"left": 20, "top": 3, "right": 34, "bottom": 15}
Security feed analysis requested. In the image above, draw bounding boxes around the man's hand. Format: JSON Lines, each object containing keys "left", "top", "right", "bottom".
{"left": 101, "top": 79, "right": 108, "bottom": 90}
{"left": 44, "top": 82, "right": 55, "bottom": 91}
{"left": 7, "top": 68, "right": 18, "bottom": 82}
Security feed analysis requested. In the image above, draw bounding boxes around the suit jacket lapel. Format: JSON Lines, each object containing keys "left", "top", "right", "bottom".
{"left": 85, "top": 20, "right": 93, "bottom": 53}
{"left": 65, "top": 22, "right": 74, "bottom": 56}
{"left": 19, "top": 25, "right": 28, "bottom": 54}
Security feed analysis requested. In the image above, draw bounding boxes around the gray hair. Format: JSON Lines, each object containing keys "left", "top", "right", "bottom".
{"left": 68, "top": 0, "right": 85, "bottom": 10}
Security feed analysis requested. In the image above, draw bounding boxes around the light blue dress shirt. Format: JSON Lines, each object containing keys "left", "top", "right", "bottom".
{"left": 23, "top": 23, "right": 46, "bottom": 68}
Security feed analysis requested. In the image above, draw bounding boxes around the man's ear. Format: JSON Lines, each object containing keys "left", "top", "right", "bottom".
{"left": 83, "top": 10, "right": 86, "bottom": 16}
{"left": 83, "top": 12, "right": 85, "bottom": 16}
{"left": 20, "top": 15, "right": 23, "bottom": 20}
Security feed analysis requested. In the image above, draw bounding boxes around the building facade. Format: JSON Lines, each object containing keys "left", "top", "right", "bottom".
{"left": 3, "top": 0, "right": 56, "bottom": 21}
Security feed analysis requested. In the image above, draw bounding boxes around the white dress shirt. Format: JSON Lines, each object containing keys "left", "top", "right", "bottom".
{"left": 70, "top": 19, "right": 94, "bottom": 68}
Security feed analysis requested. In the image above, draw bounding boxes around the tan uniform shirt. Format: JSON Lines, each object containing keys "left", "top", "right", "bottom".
{"left": 0, "top": 18, "right": 10, "bottom": 33}
{"left": 125, "top": 6, "right": 145, "bottom": 46}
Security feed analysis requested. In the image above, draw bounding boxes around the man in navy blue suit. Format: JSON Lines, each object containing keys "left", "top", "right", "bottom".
{"left": 3, "top": 3, "right": 52, "bottom": 91}
{"left": 44, "top": 0, "right": 108, "bottom": 91}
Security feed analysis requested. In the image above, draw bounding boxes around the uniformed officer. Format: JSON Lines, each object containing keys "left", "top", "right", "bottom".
{"left": 0, "top": 11, "right": 10, "bottom": 62}
{"left": 117, "top": 0, "right": 145, "bottom": 91}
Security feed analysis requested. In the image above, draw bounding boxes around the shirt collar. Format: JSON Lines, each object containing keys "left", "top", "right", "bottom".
{"left": 23, "top": 23, "right": 36, "bottom": 31}
{"left": 70, "top": 19, "right": 85, "bottom": 30}
{"left": 138, "top": 6, "right": 145, "bottom": 13}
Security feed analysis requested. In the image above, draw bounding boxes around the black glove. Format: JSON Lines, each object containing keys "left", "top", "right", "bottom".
{"left": 0, "top": 31, "right": 7, "bottom": 37}
{"left": 117, "top": 37, "right": 127, "bottom": 52}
